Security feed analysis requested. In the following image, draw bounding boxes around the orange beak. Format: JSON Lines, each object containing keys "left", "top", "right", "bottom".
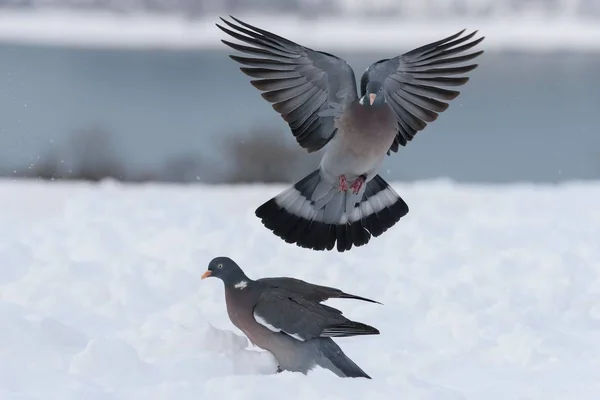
{"left": 201, "top": 270, "right": 212, "bottom": 280}
{"left": 369, "top": 93, "right": 376, "bottom": 105}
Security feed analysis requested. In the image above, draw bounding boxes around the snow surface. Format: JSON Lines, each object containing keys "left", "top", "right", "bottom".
{"left": 2, "top": 10, "right": 600, "bottom": 51}
{"left": 1, "top": 178, "right": 600, "bottom": 399}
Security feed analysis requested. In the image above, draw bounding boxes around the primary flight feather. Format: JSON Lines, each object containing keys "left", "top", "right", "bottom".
{"left": 217, "top": 16, "right": 485, "bottom": 252}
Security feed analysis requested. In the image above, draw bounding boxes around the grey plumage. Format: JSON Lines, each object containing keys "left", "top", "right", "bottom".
{"left": 360, "top": 30, "right": 484, "bottom": 152}
{"left": 202, "top": 256, "right": 379, "bottom": 378}
{"left": 257, "top": 276, "right": 381, "bottom": 304}
{"left": 217, "top": 16, "right": 485, "bottom": 252}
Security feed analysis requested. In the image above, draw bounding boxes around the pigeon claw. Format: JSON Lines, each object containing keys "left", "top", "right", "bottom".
{"left": 350, "top": 175, "right": 366, "bottom": 195}
{"left": 338, "top": 175, "right": 349, "bottom": 192}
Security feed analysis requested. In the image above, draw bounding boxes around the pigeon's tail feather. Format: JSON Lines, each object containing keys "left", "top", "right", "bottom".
{"left": 255, "top": 169, "right": 335, "bottom": 251}
{"left": 255, "top": 169, "right": 409, "bottom": 252}
{"left": 316, "top": 338, "right": 371, "bottom": 379}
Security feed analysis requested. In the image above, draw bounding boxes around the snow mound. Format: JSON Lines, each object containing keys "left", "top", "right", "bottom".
{"left": 68, "top": 337, "right": 159, "bottom": 388}
{"left": 0, "top": 179, "right": 599, "bottom": 399}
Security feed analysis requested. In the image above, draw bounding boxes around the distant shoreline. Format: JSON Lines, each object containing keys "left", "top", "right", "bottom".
{"left": 1, "top": 10, "right": 600, "bottom": 52}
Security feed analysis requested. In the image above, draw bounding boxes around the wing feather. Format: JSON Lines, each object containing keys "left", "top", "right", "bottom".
{"left": 252, "top": 288, "right": 379, "bottom": 342}
{"left": 361, "top": 30, "right": 485, "bottom": 153}
{"left": 218, "top": 16, "right": 358, "bottom": 153}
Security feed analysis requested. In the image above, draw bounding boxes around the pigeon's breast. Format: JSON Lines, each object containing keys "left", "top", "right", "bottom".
{"left": 323, "top": 103, "right": 397, "bottom": 177}
{"left": 336, "top": 103, "right": 397, "bottom": 157}
{"left": 225, "top": 289, "right": 275, "bottom": 350}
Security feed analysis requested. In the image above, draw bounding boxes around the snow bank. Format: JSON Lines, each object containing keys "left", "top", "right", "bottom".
{"left": 0, "top": 178, "right": 599, "bottom": 399}
{"left": 1, "top": 10, "right": 600, "bottom": 51}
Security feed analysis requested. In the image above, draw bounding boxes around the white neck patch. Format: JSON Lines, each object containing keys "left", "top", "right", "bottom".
{"left": 234, "top": 280, "right": 248, "bottom": 290}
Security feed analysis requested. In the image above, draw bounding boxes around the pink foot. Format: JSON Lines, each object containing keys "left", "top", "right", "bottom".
{"left": 338, "top": 175, "right": 349, "bottom": 192}
{"left": 350, "top": 176, "right": 366, "bottom": 194}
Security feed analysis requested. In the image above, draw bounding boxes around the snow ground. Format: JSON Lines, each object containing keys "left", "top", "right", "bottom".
{"left": 0, "top": 178, "right": 599, "bottom": 400}
{"left": 1, "top": 10, "right": 600, "bottom": 52}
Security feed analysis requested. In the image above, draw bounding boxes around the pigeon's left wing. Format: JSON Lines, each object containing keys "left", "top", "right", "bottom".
{"left": 361, "top": 30, "right": 484, "bottom": 154}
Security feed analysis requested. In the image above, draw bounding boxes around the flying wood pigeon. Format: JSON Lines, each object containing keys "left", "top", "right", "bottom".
{"left": 201, "top": 256, "right": 380, "bottom": 378}
{"left": 217, "top": 16, "right": 485, "bottom": 252}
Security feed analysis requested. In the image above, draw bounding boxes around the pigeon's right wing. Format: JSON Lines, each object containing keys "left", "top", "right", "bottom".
{"left": 252, "top": 288, "right": 379, "bottom": 342}
{"left": 217, "top": 16, "right": 358, "bottom": 153}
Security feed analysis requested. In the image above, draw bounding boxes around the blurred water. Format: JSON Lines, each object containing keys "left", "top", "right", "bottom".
{"left": 0, "top": 43, "right": 599, "bottom": 183}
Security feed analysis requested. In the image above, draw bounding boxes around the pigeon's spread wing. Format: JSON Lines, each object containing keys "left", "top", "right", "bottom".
{"left": 257, "top": 277, "right": 381, "bottom": 304}
{"left": 361, "top": 30, "right": 484, "bottom": 154}
{"left": 217, "top": 16, "right": 358, "bottom": 153}
{"left": 252, "top": 288, "right": 379, "bottom": 342}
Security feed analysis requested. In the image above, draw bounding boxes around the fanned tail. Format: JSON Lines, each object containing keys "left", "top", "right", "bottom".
{"left": 255, "top": 169, "right": 409, "bottom": 252}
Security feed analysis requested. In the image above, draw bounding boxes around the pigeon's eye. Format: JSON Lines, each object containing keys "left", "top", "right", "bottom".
{"left": 217, "top": 264, "right": 223, "bottom": 269}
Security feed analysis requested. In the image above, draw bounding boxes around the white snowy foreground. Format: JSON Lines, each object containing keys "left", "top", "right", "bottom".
{"left": 0, "top": 178, "right": 599, "bottom": 400}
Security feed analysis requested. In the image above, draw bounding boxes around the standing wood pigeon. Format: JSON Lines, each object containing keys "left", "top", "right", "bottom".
{"left": 217, "top": 16, "right": 485, "bottom": 252}
{"left": 201, "top": 256, "right": 380, "bottom": 378}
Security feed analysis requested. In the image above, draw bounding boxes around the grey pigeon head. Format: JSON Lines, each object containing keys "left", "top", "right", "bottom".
{"left": 359, "top": 81, "right": 385, "bottom": 107}
{"left": 202, "top": 256, "right": 249, "bottom": 287}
